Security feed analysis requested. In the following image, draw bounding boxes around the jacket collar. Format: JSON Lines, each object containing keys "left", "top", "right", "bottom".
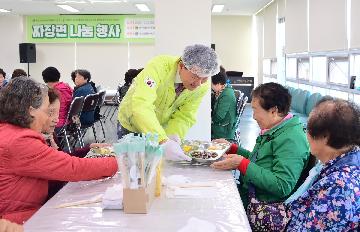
{"left": 323, "top": 146, "right": 360, "bottom": 171}
{"left": 260, "top": 116, "right": 302, "bottom": 139}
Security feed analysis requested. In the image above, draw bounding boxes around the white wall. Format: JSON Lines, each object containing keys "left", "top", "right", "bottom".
{"left": 29, "top": 42, "right": 155, "bottom": 88}
{"left": 155, "top": 0, "right": 212, "bottom": 141}
{"left": 0, "top": 15, "right": 26, "bottom": 78}
{"left": 211, "top": 16, "right": 254, "bottom": 77}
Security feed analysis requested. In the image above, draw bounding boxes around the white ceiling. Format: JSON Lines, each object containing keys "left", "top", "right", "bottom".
{"left": 0, "top": 0, "right": 272, "bottom": 16}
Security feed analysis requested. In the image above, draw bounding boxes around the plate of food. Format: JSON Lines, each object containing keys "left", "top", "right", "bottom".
{"left": 85, "top": 146, "right": 116, "bottom": 158}
{"left": 181, "top": 140, "right": 230, "bottom": 163}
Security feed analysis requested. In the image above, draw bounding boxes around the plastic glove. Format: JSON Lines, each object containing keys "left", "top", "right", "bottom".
{"left": 162, "top": 140, "right": 192, "bottom": 161}
{"left": 168, "top": 134, "right": 181, "bottom": 144}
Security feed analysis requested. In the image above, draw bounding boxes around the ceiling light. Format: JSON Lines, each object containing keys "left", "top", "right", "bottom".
{"left": 55, "top": 0, "right": 86, "bottom": 3}
{"left": 0, "top": 8, "right": 11, "bottom": 13}
{"left": 212, "top": 4, "right": 224, "bottom": 13}
{"left": 135, "top": 3, "right": 150, "bottom": 12}
{"left": 89, "top": 0, "right": 124, "bottom": 3}
{"left": 57, "top": 4, "right": 80, "bottom": 13}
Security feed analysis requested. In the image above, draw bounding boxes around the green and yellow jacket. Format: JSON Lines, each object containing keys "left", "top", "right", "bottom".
{"left": 237, "top": 116, "right": 310, "bottom": 207}
{"left": 118, "top": 55, "right": 209, "bottom": 142}
{"left": 211, "top": 86, "right": 237, "bottom": 140}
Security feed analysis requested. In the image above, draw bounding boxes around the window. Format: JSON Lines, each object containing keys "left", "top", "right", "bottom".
{"left": 298, "top": 83, "right": 312, "bottom": 91}
{"left": 263, "top": 58, "right": 277, "bottom": 78}
{"left": 311, "top": 56, "right": 327, "bottom": 83}
{"left": 312, "top": 86, "right": 328, "bottom": 96}
{"left": 328, "top": 56, "right": 349, "bottom": 85}
{"left": 329, "top": 89, "right": 348, "bottom": 100}
{"left": 286, "top": 57, "right": 297, "bottom": 79}
{"left": 286, "top": 80, "right": 298, "bottom": 88}
{"left": 271, "top": 59, "right": 277, "bottom": 76}
{"left": 263, "top": 59, "right": 271, "bottom": 75}
{"left": 351, "top": 55, "right": 360, "bottom": 90}
{"left": 297, "top": 57, "right": 309, "bottom": 80}
{"left": 354, "top": 94, "right": 360, "bottom": 104}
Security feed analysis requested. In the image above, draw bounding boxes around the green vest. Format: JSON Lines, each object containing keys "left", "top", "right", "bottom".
{"left": 118, "top": 55, "right": 209, "bottom": 141}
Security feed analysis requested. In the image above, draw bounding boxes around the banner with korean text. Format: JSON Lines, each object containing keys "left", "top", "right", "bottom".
{"left": 26, "top": 15, "right": 155, "bottom": 43}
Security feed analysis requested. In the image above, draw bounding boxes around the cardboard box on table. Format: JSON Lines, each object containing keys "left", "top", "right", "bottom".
{"left": 123, "top": 160, "right": 162, "bottom": 214}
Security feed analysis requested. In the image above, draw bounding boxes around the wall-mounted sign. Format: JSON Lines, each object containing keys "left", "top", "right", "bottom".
{"left": 26, "top": 15, "right": 155, "bottom": 43}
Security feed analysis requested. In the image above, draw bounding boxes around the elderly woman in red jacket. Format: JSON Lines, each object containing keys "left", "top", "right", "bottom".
{"left": 0, "top": 77, "right": 118, "bottom": 224}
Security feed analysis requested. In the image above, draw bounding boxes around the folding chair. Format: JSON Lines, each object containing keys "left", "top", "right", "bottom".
{"left": 234, "top": 95, "right": 248, "bottom": 145}
{"left": 104, "top": 85, "right": 120, "bottom": 122}
{"left": 93, "top": 90, "right": 106, "bottom": 141}
{"left": 80, "top": 93, "right": 100, "bottom": 143}
{"left": 57, "top": 96, "right": 84, "bottom": 153}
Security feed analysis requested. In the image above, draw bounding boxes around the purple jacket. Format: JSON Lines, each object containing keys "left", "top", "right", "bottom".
{"left": 53, "top": 82, "right": 73, "bottom": 128}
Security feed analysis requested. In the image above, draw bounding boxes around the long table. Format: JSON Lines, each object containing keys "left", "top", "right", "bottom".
{"left": 24, "top": 162, "right": 251, "bottom": 231}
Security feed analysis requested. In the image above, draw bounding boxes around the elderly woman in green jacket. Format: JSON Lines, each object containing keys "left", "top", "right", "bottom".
{"left": 211, "top": 67, "right": 237, "bottom": 141}
{"left": 212, "top": 82, "right": 309, "bottom": 208}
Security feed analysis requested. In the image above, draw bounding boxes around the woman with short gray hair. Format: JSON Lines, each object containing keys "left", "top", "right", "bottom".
{"left": 0, "top": 77, "right": 118, "bottom": 225}
{"left": 286, "top": 98, "right": 360, "bottom": 231}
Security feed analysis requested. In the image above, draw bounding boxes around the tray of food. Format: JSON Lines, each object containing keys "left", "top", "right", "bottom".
{"left": 181, "top": 140, "right": 230, "bottom": 163}
{"left": 85, "top": 146, "right": 116, "bottom": 158}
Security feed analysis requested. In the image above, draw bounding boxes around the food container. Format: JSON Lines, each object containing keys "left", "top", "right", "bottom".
{"left": 181, "top": 140, "right": 230, "bottom": 164}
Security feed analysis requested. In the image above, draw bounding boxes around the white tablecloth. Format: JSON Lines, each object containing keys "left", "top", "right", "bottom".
{"left": 24, "top": 161, "right": 251, "bottom": 232}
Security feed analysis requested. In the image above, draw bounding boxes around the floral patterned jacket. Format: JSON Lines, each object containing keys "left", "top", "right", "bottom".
{"left": 286, "top": 147, "right": 360, "bottom": 231}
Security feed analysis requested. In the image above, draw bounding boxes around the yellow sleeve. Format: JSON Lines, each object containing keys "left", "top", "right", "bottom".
{"left": 129, "top": 59, "right": 168, "bottom": 141}
{"left": 165, "top": 83, "right": 209, "bottom": 139}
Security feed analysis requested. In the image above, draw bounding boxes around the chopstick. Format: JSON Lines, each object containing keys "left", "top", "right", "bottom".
{"left": 55, "top": 196, "right": 102, "bottom": 209}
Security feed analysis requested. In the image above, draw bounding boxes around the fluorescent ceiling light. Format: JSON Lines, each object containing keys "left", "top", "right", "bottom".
{"left": 90, "top": 0, "right": 124, "bottom": 3}
{"left": 56, "top": 0, "right": 86, "bottom": 3}
{"left": 0, "top": 8, "right": 11, "bottom": 13}
{"left": 57, "top": 4, "right": 80, "bottom": 13}
{"left": 212, "top": 4, "right": 224, "bottom": 13}
{"left": 135, "top": 3, "right": 150, "bottom": 12}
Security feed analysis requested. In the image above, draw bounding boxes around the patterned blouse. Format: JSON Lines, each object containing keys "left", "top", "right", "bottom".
{"left": 286, "top": 147, "right": 360, "bottom": 231}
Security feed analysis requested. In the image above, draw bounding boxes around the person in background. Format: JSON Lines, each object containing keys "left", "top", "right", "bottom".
{"left": 0, "top": 69, "right": 8, "bottom": 89}
{"left": 286, "top": 98, "right": 359, "bottom": 231}
{"left": 211, "top": 66, "right": 237, "bottom": 141}
{"left": 0, "top": 77, "right": 117, "bottom": 224}
{"left": 211, "top": 82, "right": 309, "bottom": 209}
{"left": 0, "top": 219, "right": 23, "bottom": 232}
{"left": 11, "top": 69, "right": 27, "bottom": 79}
{"left": 118, "top": 68, "right": 143, "bottom": 102}
{"left": 118, "top": 44, "right": 219, "bottom": 161}
{"left": 42, "top": 66, "right": 73, "bottom": 132}
{"left": 71, "top": 69, "right": 96, "bottom": 125}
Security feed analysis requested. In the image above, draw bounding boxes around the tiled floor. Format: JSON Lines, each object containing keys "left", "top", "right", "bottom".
{"left": 84, "top": 104, "right": 259, "bottom": 151}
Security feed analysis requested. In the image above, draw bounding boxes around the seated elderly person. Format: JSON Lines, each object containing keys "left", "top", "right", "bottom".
{"left": 286, "top": 98, "right": 360, "bottom": 231}
{"left": 0, "top": 77, "right": 118, "bottom": 224}
{"left": 71, "top": 69, "right": 96, "bottom": 125}
{"left": 211, "top": 66, "right": 237, "bottom": 141}
{"left": 211, "top": 83, "right": 309, "bottom": 220}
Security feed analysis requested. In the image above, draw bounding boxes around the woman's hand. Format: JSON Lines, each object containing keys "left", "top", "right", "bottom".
{"left": 0, "top": 219, "right": 23, "bottom": 232}
{"left": 212, "top": 138, "right": 231, "bottom": 145}
{"left": 211, "top": 154, "right": 243, "bottom": 170}
{"left": 90, "top": 143, "right": 112, "bottom": 148}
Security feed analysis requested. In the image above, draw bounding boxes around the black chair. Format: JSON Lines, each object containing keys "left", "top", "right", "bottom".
{"left": 234, "top": 94, "right": 248, "bottom": 145}
{"left": 292, "top": 153, "right": 318, "bottom": 194}
{"left": 57, "top": 96, "right": 84, "bottom": 153}
{"left": 104, "top": 85, "right": 121, "bottom": 122}
{"left": 93, "top": 90, "right": 106, "bottom": 141}
{"left": 80, "top": 93, "right": 100, "bottom": 143}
